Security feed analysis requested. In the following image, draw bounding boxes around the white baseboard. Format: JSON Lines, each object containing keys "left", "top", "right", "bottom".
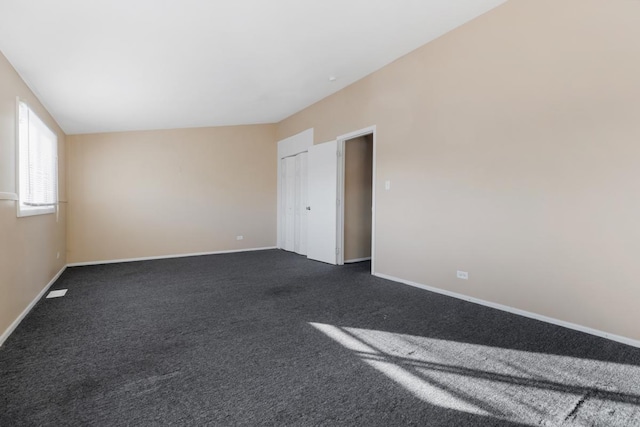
{"left": 67, "top": 246, "right": 278, "bottom": 267}
{"left": 1, "top": 247, "right": 278, "bottom": 346}
{"left": 10, "top": 255, "right": 636, "bottom": 351}
{"left": 0, "top": 265, "right": 67, "bottom": 347}
{"left": 345, "top": 257, "right": 372, "bottom": 264}
{"left": 373, "top": 272, "right": 640, "bottom": 349}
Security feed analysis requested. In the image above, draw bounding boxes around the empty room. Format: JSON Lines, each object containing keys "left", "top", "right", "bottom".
{"left": 2, "top": 0, "right": 640, "bottom": 425}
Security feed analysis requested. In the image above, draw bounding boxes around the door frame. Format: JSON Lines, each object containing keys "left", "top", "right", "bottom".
{"left": 277, "top": 129, "right": 313, "bottom": 249}
{"left": 336, "top": 125, "right": 377, "bottom": 274}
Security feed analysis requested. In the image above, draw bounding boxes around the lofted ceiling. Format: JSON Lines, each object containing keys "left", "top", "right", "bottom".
{"left": 0, "top": 0, "right": 507, "bottom": 135}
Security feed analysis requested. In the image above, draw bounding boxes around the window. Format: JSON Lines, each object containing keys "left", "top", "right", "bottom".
{"left": 17, "top": 100, "right": 58, "bottom": 217}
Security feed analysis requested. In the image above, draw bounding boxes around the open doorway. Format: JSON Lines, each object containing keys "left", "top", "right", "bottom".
{"left": 337, "top": 126, "right": 376, "bottom": 272}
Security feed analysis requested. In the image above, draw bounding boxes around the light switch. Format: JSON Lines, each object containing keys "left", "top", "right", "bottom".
{"left": 385, "top": 180, "right": 391, "bottom": 190}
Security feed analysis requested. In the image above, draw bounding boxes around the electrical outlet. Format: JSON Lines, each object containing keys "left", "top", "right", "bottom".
{"left": 385, "top": 180, "right": 391, "bottom": 190}
{"left": 236, "top": 235, "right": 244, "bottom": 241}
{"left": 457, "top": 270, "right": 469, "bottom": 280}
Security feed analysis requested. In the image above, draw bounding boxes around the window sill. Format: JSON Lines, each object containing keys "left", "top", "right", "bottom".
{"left": 17, "top": 205, "right": 55, "bottom": 217}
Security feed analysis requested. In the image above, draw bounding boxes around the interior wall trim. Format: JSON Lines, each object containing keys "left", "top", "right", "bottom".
{"left": 8, "top": 254, "right": 635, "bottom": 350}
{"left": 373, "top": 272, "right": 640, "bottom": 349}
{"left": 344, "top": 257, "right": 372, "bottom": 264}
{"left": 0, "top": 192, "right": 18, "bottom": 201}
{"left": 0, "top": 265, "right": 67, "bottom": 347}
{"left": 1, "top": 247, "right": 279, "bottom": 346}
{"left": 67, "top": 247, "right": 278, "bottom": 267}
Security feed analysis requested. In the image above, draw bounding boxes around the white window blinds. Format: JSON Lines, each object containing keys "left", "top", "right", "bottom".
{"left": 18, "top": 101, "right": 58, "bottom": 214}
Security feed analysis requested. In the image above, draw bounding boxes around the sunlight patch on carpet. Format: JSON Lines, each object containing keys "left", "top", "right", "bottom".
{"left": 309, "top": 322, "right": 640, "bottom": 426}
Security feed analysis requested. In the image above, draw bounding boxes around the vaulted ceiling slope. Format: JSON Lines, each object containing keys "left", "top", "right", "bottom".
{"left": 0, "top": 0, "right": 507, "bottom": 135}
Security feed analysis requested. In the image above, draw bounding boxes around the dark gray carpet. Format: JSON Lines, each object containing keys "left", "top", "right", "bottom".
{"left": 1, "top": 250, "right": 640, "bottom": 426}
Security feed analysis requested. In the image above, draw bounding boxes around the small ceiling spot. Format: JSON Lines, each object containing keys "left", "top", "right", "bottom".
{"left": 329, "top": 76, "right": 337, "bottom": 82}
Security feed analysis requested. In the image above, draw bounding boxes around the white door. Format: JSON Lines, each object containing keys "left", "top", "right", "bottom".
{"left": 294, "top": 152, "right": 309, "bottom": 255}
{"left": 307, "top": 140, "right": 338, "bottom": 264}
{"left": 282, "top": 156, "right": 296, "bottom": 252}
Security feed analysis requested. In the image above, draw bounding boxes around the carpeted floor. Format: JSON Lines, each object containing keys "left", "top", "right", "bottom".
{"left": 1, "top": 249, "right": 640, "bottom": 426}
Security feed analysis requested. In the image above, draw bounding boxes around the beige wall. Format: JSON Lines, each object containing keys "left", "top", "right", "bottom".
{"left": 67, "top": 125, "right": 277, "bottom": 263}
{"left": 4, "top": 0, "right": 640, "bottom": 344}
{"left": 344, "top": 135, "right": 373, "bottom": 261}
{"left": 0, "top": 51, "right": 67, "bottom": 340}
{"left": 277, "top": 0, "right": 640, "bottom": 341}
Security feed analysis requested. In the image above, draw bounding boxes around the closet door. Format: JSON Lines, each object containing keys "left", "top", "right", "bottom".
{"left": 282, "top": 156, "right": 296, "bottom": 252}
{"left": 294, "top": 152, "right": 309, "bottom": 255}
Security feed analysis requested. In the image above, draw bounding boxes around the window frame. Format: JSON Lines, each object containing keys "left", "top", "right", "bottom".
{"left": 16, "top": 98, "right": 58, "bottom": 218}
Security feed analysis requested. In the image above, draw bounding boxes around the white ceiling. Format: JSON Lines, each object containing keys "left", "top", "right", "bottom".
{"left": 0, "top": 0, "right": 507, "bottom": 135}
